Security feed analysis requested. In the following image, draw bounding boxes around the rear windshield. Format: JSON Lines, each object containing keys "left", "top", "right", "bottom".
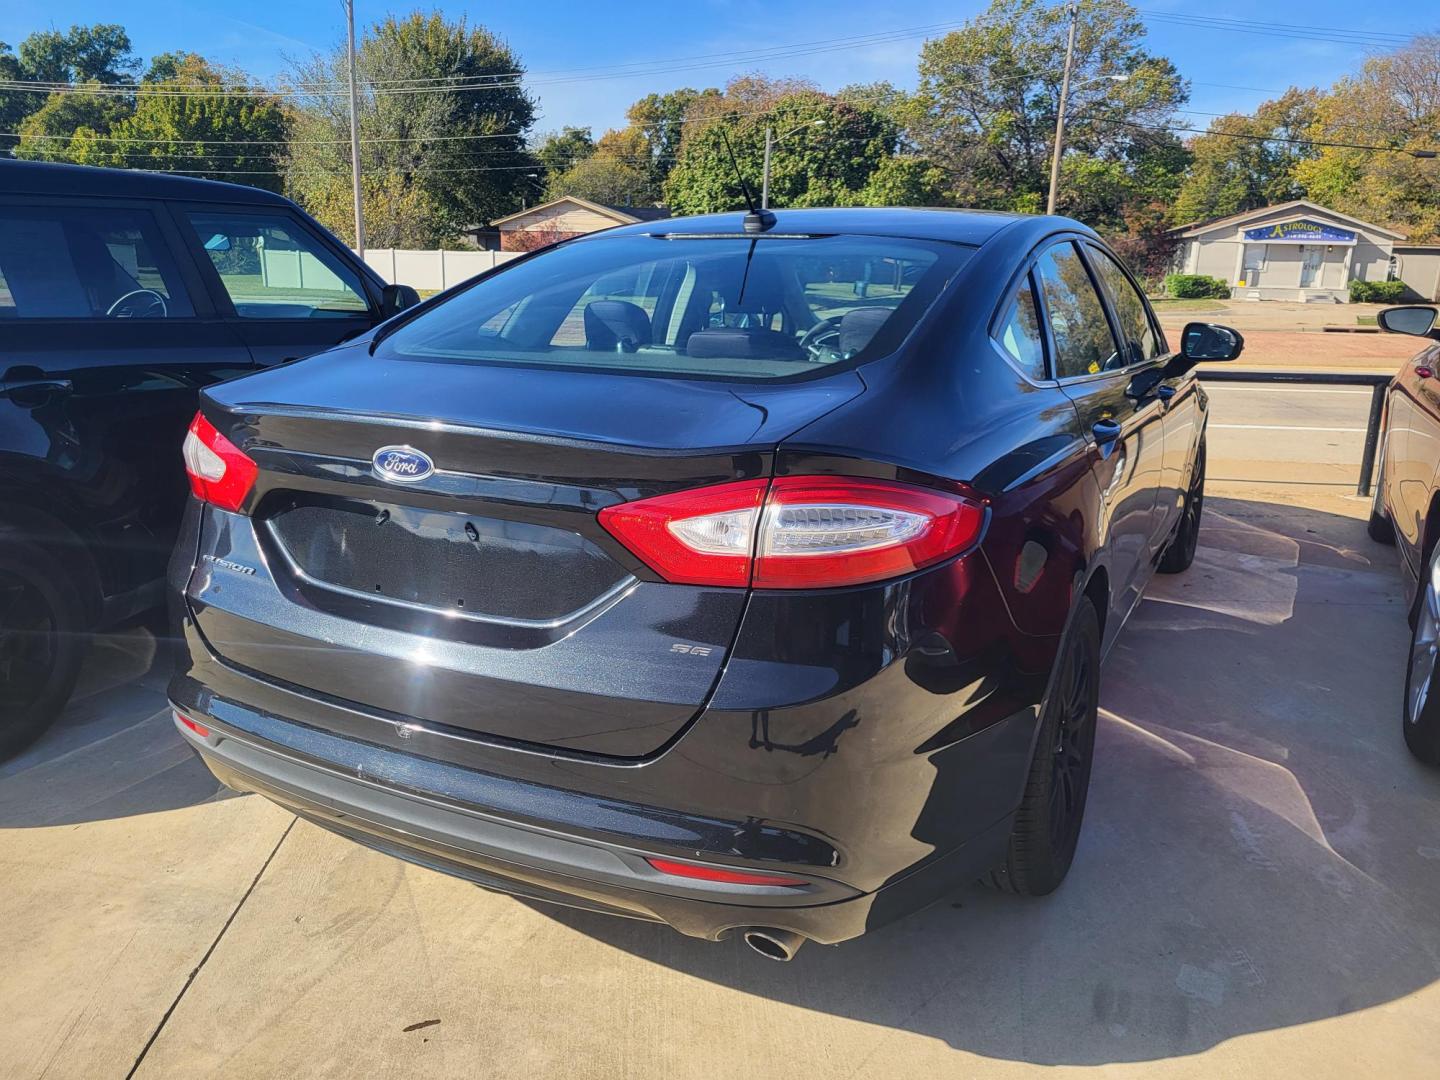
{"left": 375, "top": 233, "right": 973, "bottom": 380}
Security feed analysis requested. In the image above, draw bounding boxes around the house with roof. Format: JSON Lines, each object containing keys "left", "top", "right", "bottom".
{"left": 481, "top": 196, "right": 671, "bottom": 252}
{"left": 1170, "top": 200, "right": 1440, "bottom": 303}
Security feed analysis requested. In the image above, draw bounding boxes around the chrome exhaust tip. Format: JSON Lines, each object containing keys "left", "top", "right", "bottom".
{"left": 741, "top": 927, "right": 806, "bottom": 962}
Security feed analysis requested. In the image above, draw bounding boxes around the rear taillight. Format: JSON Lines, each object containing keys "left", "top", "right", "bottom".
{"left": 644, "top": 857, "right": 808, "bottom": 887}
{"left": 182, "top": 412, "right": 257, "bottom": 512}
{"left": 599, "top": 475, "right": 986, "bottom": 589}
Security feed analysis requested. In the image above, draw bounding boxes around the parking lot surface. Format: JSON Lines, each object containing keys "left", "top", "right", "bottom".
{"left": 4, "top": 475, "right": 1439, "bottom": 1079}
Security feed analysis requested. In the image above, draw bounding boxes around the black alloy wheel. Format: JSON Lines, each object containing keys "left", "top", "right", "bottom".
{"left": 1159, "top": 441, "right": 1205, "bottom": 574}
{"left": 989, "top": 594, "right": 1101, "bottom": 896}
{"left": 1403, "top": 542, "right": 1440, "bottom": 766}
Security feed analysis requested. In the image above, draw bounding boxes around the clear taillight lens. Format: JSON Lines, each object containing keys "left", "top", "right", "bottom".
{"left": 182, "top": 412, "right": 257, "bottom": 512}
{"left": 599, "top": 476, "right": 986, "bottom": 589}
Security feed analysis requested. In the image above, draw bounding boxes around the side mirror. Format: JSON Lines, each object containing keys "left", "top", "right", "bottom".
{"left": 1378, "top": 306, "right": 1438, "bottom": 338}
{"left": 381, "top": 283, "right": 421, "bottom": 318}
{"left": 1185, "top": 321, "right": 1244, "bottom": 361}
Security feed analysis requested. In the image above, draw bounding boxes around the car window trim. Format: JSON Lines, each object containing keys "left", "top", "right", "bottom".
{"left": 987, "top": 268, "right": 1053, "bottom": 384}
{"left": 0, "top": 193, "right": 216, "bottom": 321}
{"left": 172, "top": 201, "right": 381, "bottom": 321}
{"left": 1080, "top": 240, "right": 1172, "bottom": 364}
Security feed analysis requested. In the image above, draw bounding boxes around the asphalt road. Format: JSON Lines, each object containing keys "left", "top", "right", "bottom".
{"left": 1204, "top": 382, "right": 1382, "bottom": 488}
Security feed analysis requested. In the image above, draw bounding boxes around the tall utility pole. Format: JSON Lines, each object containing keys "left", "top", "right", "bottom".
{"left": 345, "top": 0, "right": 366, "bottom": 256}
{"left": 762, "top": 127, "right": 774, "bottom": 210}
{"left": 1046, "top": 3, "right": 1079, "bottom": 216}
{"left": 761, "top": 120, "right": 825, "bottom": 210}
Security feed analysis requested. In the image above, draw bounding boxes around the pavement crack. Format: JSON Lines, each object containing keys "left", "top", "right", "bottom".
{"left": 124, "top": 816, "right": 297, "bottom": 1079}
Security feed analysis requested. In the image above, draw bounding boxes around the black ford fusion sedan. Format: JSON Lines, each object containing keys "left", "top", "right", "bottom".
{"left": 168, "top": 207, "right": 1240, "bottom": 960}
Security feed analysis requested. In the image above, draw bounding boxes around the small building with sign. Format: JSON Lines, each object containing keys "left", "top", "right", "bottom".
{"left": 1170, "top": 200, "right": 1440, "bottom": 303}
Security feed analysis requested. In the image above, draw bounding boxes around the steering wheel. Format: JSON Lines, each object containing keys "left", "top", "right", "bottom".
{"left": 106, "top": 289, "right": 168, "bottom": 319}
{"left": 799, "top": 318, "right": 842, "bottom": 359}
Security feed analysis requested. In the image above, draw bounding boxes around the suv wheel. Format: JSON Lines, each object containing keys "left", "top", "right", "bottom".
{"left": 0, "top": 529, "right": 87, "bottom": 759}
{"left": 1404, "top": 544, "right": 1440, "bottom": 766}
{"left": 1158, "top": 441, "right": 1206, "bottom": 574}
{"left": 988, "top": 594, "right": 1100, "bottom": 895}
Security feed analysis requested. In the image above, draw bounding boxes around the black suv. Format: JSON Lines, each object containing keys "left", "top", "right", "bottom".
{"left": 0, "top": 160, "right": 417, "bottom": 756}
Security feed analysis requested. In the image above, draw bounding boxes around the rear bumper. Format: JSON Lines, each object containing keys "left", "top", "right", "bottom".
{"left": 169, "top": 693, "right": 1013, "bottom": 944}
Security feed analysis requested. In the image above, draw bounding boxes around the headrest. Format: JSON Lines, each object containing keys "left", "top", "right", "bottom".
{"left": 838, "top": 307, "right": 893, "bottom": 357}
{"left": 684, "top": 326, "right": 806, "bottom": 361}
{"left": 584, "top": 300, "right": 651, "bottom": 353}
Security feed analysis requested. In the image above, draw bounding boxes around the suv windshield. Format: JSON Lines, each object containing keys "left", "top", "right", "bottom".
{"left": 376, "top": 233, "right": 973, "bottom": 380}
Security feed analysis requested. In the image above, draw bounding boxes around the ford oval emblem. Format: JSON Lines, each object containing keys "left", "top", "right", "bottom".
{"left": 372, "top": 445, "right": 434, "bottom": 484}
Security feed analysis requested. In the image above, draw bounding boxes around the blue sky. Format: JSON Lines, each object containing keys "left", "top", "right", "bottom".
{"left": 2, "top": 1, "right": 1435, "bottom": 137}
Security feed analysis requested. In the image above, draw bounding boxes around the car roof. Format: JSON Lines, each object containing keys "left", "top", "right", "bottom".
{"left": 596, "top": 206, "right": 1083, "bottom": 246}
{"left": 0, "top": 158, "right": 291, "bottom": 206}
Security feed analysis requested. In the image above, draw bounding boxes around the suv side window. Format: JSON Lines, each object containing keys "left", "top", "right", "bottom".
{"left": 185, "top": 211, "right": 370, "bottom": 319}
{"left": 1033, "top": 242, "right": 1120, "bottom": 379}
{"left": 1086, "top": 245, "right": 1162, "bottom": 366}
{"left": 993, "top": 273, "right": 1047, "bottom": 380}
{"left": 0, "top": 204, "right": 194, "bottom": 319}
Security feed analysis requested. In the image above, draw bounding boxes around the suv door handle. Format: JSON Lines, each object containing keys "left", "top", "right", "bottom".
{"left": 1156, "top": 384, "right": 1176, "bottom": 402}
{"left": 1092, "top": 419, "right": 1122, "bottom": 445}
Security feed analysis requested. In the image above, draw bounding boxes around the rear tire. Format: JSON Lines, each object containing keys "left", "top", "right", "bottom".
{"left": 0, "top": 529, "right": 87, "bottom": 760}
{"left": 1367, "top": 448, "right": 1395, "bottom": 544}
{"left": 989, "top": 595, "right": 1101, "bottom": 896}
{"left": 1403, "top": 544, "right": 1440, "bottom": 766}
{"left": 1158, "top": 441, "right": 1205, "bottom": 574}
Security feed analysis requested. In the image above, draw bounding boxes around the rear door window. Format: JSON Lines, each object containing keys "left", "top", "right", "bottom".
{"left": 184, "top": 211, "right": 370, "bottom": 319}
{"left": 1033, "top": 242, "right": 1120, "bottom": 379}
{"left": 1085, "top": 245, "right": 1163, "bottom": 367}
{"left": 0, "top": 204, "right": 193, "bottom": 319}
{"left": 993, "top": 273, "right": 1047, "bottom": 380}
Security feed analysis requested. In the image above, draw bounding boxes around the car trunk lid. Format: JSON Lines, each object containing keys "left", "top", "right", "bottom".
{"left": 185, "top": 349, "right": 863, "bottom": 757}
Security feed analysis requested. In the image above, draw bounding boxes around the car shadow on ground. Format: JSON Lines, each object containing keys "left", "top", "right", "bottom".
{"left": 0, "top": 613, "right": 234, "bottom": 828}
{"left": 526, "top": 494, "right": 1440, "bottom": 1065}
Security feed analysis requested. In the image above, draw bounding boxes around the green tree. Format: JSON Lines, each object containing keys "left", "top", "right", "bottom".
{"left": 1171, "top": 88, "right": 1322, "bottom": 225}
{"left": 13, "top": 88, "right": 129, "bottom": 162}
{"left": 907, "top": 0, "right": 1187, "bottom": 219}
{"left": 1294, "top": 36, "right": 1440, "bottom": 241}
{"left": 857, "top": 156, "right": 945, "bottom": 206}
{"left": 1, "top": 24, "right": 139, "bottom": 152}
{"left": 663, "top": 84, "right": 899, "bottom": 214}
{"left": 624, "top": 87, "right": 719, "bottom": 199}
{"left": 534, "top": 126, "right": 594, "bottom": 177}
{"left": 285, "top": 11, "right": 537, "bottom": 247}
{"left": 94, "top": 56, "right": 288, "bottom": 190}
{"left": 547, "top": 154, "right": 649, "bottom": 205}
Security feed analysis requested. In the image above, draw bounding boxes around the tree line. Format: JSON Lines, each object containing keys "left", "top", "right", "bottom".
{"left": 2, "top": 2, "right": 1436, "bottom": 279}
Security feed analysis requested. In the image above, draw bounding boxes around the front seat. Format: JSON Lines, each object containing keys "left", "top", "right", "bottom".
{"left": 584, "top": 300, "right": 651, "bottom": 353}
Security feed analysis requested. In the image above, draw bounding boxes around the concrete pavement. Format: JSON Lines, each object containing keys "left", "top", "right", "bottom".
{"left": 3, "top": 465, "right": 1440, "bottom": 1076}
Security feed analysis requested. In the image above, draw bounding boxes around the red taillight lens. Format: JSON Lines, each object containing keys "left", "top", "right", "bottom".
{"left": 599, "top": 475, "right": 986, "bottom": 589}
{"left": 598, "top": 479, "right": 768, "bottom": 587}
{"left": 174, "top": 710, "right": 210, "bottom": 738}
{"left": 182, "top": 412, "right": 257, "bottom": 512}
{"left": 644, "top": 857, "right": 808, "bottom": 887}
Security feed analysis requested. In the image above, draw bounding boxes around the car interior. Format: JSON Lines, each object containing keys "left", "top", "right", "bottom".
{"left": 381, "top": 235, "right": 971, "bottom": 380}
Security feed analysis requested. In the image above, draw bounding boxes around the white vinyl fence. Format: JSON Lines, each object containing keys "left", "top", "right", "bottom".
{"left": 358, "top": 248, "right": 522, "bottom": 292}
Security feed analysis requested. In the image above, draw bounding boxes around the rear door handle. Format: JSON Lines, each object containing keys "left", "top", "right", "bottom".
{"left": 1092, "top": 419, "right": 1122, "bottom": 445}
{"left": 1156, "top": 385, "right": 1176, "bottom": 402}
